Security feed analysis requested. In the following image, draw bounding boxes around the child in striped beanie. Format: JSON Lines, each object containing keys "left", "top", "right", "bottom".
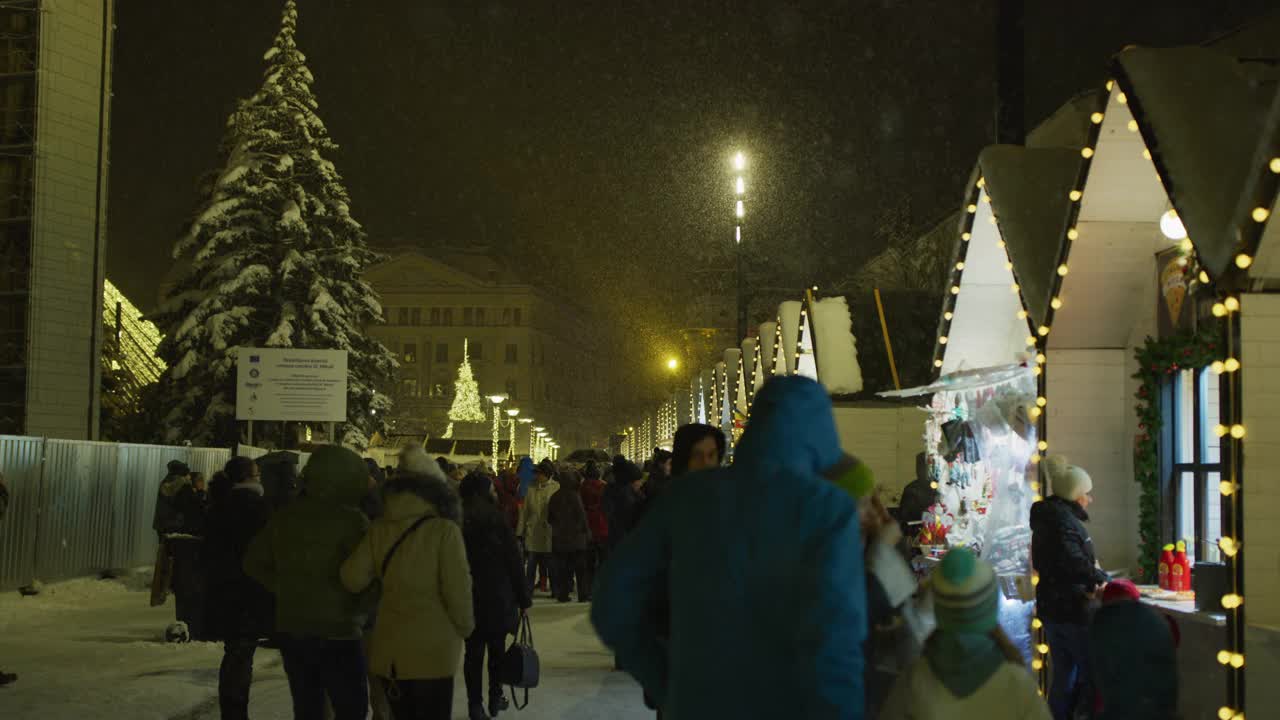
{"left": 880, "top": 548, "right": 1051, "bottom": 719}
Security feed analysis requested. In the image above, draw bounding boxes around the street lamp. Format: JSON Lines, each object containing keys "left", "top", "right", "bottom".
{"left": 488, "top": 394, "right": 507, "bottom": 471}
{"left": 666, "top": 357, "right": 679, "bottom": 371}
{"left": 518, "top": 417, "right": 533, "bottom": 458}
{"left": 731, "top": 150, "right": 748, "bottom": 343}
{"left": 533, "top": 427, "right": 545, "bottom": 460}
{"left": 506, "top": 408, "right": 520, "bottom": 461}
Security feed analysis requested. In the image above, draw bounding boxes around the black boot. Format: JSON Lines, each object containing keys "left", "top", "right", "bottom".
{"left": 468, "top": 702, "right": 490, "bottom": 720}
{"left": 489, "top": 689, "right": 509, "bottom": 716}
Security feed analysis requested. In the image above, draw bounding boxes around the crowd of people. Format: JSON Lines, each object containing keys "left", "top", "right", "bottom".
{"left": 123, "top": 375, "right": 1179, "bottom": 719}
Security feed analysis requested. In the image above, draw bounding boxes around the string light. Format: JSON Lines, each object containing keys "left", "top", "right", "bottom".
{"left": 966, "top": 203, "right": 977, "bottom": 213}
{"left": 1005, "top": 261, "right": 1014, "bottom": 270}
{"left": 1235, "top": 254, "right": 1253, "bottom": 269}
{"left": 1036, "top": 643, "right": 1049, "bottom": 655}
{"left": 1038, "top": 440, "right": 1048, "bottom": 451}
{"left": 934, "top": 359, "right": 943, "bottom": 368}
{"left": 1081, "top": 147, "right": 1094, "bottom": 158}
{"left": 1036, "top": 353, "right": 1046, "bottom": 364}
{"left": 1031, "top": 453, "right": 1041, "bottom": 464}
{"left": 950, "top": 285, "right": 960, "bottom": 295}
{"left": 1222, "top": 593, "right": 1244, "bottom": 609}
{"left": 1090, "top": 112, "right": 1103, "bottom": 124}
{"left": 1069, "top": 190, "right": 1082, "bottom": 201}
{"left": 1117, "top": 92, "right": 1127, "bottom": 104}
{"left": 1032, "top": 659, "right": 1044, "bottom": 670}
{"left": 1218, "top": 708, "right": 1234, "bottom": 720}
{"left": 989, "top": 215, "right": 998, "bottom": 225}
{"left": 1127, "top": 119, "right": 1139, "bottom": 132}
{"left": 1030, "top": 406, "right": 1042, "bottom": 419}
{"left": 961, "top": 232, "right": 971, "bottom": 241}
{"left": 1011, "top": 283, "right": 1020, "bottom": 293}
{"left": 1051, "top": 297, "right": 1063, "bottom": 310}
{"left": 1199, "top": 271, "right": 1210, "bottom": 284}
{"left": 1212, "top": 303, "right": 1228, "bottom": 317}
{"left": 944, "top": 311, "right": 953, "bottom": 320}
{"left": 1105, "top": 80, "right": 1114, "bottom": 91}
{"left": 1218, "top": 650, "right": 1232, "bottom": 665}
{"left": 1031, "top": 618, "right": 1042, "bottom": 630}
{"left": 1142, "top": 148, "right": 1152, "bottom": 160}
{"left": 1225, "top": 296, "right": 1240, "bottom": 312}
{"left": 1067, "top": 228, "right": 1079, "bottom": 240}
{"left": 1230, "top": 424, "right": 1246, "bottom": 439}
{"left": 955, "top": 261, "right": 965, "bottom": 270}
{"left": 1211, "top": 360, "right": 1225, "bottom": 374}
{"left": 939, "top": 336, "right": 949, "bottom": 345}
{"left": 1034, "top": 366, "right": 1043, "bottom": 376}
{"left": 1271, "top": 157, "right": 1280, "bottom": 173}
{"left": 1036, "top": 397, "right": 1047, "bottom": 407}
{"left": 1218, "top": 536, "right": 1239, "bottom": 555}
{"left": 1025, "top": 336, "right": 1036, "bottom": 346}
{"left": 1220, "top": 480, "right": 1237, "bottom": 497}
{"left": 1215, "top": 424, "right": 1229, "bottom": 438}
{"left": 1038, "top": 325, "right": 1050, "bottom": 336}
{"left": 1179, "top": 238, "right": 1193, "bottom": 253}
{"left": 1017, "top": 310, "right": 1028, "bottom": 320}
{"left": 1057, "top": 264, "right": 1069, "bottom": 276}
{"left": 997, "top": 239, "right": 1006, "bottom": 248}
{"left": 1030, "top": 481, "right": 1040, "bottom": 491}
{"left": 1224, "top": 357, "right": 1240, "bottom": 372}
{"left": 1230, "top": 654, "right": 1245, "bottom": 669}
{"left": 1252, "top": 206, "right": 1270, "bottom": 222}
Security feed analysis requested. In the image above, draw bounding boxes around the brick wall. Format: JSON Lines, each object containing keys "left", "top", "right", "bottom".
{"left": 24, "top": 0, "right": 113, "bottom": 439}
{"left": 1046, "top": 349, "right": 1134, "bottom": 572}
{"left": 1242, "top": 293, "right": 1280, "bottom": 628}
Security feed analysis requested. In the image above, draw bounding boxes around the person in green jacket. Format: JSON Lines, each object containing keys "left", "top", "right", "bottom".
{"left": 244, "top": 445, "right": 373, "bottom": 720}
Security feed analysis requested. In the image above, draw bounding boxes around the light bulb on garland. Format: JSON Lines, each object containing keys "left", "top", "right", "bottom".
{"left": 1199, "top": 271, "right": 1210, "bottom": 284}
{"left": 1212, "top": 303, "right": 1228, "bottom": 317}
{"left": 1271, "top": 157, "right": 1280, "bottom": 173}
{"left": 1224, "top": 358, "right": 1240, "bottom": 372}
{"left": 1252, "top": 207, "right": 1270, "bottom": 223}
{"left": 1222, "top": 593, "right": 1244, "bottom": 609}
{"left": 1218, "top": 536, "right": 1239, "bottom": 556}
{"left": 1051, "top": 297, "right": 1063, "bottom": 310}
{"left": 1230, "top": 424, "right": 1246, "bottom": 439}
{"left": 1081, "top": 147, "right": 1094, "bottom": 158}
{"left": 962, "top": 232, "right": 971, "bottom": 241}
{"left": 1067, "top": 228, "right": 1079, "bottom": 240}
{"left": 1225, "top": 296, "right": 1240, "bottom": 312}
{"left": 1236, "top": 254, "right": 1253, "bottom": 269}
{"left": 1218, "top": 650, "right": 1232, "bottom": 665}
{"left": 1211, "top": 361, "right": 1225, "bottom": 374}
{"left": 1220, "top": 481, "right": 1237, "bottom": 497}
{"left": 1069, "top": 190, "right": 1082, "bottom": 202}
{"left": 1090, "top": 112, "right": 1104, "bottom": 124}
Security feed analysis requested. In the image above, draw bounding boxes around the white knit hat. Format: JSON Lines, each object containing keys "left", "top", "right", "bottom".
{"left": 1045, "top": 454, "right": 1092, "bottom": 501}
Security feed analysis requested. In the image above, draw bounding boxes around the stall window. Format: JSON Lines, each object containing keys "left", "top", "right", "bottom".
{"left": 1163, "top": 367, "right": 1224, "bottom": 563}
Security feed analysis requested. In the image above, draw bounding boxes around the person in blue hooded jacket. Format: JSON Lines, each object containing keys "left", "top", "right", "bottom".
{"left": 591, "top": 375, "right": 868, "bottom": 719}
{"left": 515, "top": 456, "right": 535, "bottom": 500}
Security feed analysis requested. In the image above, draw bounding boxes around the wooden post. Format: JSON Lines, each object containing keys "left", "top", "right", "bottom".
{"left": 873, "top": 288, "right": 902, "bottom": 391}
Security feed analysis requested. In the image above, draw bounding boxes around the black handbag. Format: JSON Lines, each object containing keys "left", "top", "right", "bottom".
{"left": 501, "top": 610, "right": 540, "bottom": 709}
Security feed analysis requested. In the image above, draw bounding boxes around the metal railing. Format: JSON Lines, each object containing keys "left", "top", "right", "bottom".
{"left": 0, "top": 435, "right": 230, "bottom": 590}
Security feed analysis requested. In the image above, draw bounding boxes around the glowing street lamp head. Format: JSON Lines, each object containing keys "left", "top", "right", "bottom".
{"left": 533, "top": 426, "right": 545, "bottom": 433}
{"left": 666, "top": 357, "right": 679, "bottom": 371}
{"left": 735, "top": 176, "right": 745, "bottom": 195}
{"left": 735, "top": 200, "right": 745, "bottom": 218}
{"left": 506, "top": 408, "right": 520, "bottom": 418}
{"left": 518, "top": 417, "right": 533, "bottom": 424}
{"left": 487, "top": 394, "right": 507, "bottom": 405}
{"left": 733, "top": 151, "right": 746, "bottom": 170}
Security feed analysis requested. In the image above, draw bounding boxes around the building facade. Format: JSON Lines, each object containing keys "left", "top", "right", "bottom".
{"left": 0, "top": 0, "right": 115, "bottom": 438}
{"left": 364, "top": 248, "right": 611, "bottom": 453}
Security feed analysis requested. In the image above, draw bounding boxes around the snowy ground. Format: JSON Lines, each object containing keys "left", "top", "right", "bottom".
{"left": 0, "top": 573, "right": 651, "bottom": 719}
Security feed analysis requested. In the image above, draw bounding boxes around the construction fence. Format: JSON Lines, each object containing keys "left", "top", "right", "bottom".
{"left": 0, "top": 436, "right": 231, "bottom": 590}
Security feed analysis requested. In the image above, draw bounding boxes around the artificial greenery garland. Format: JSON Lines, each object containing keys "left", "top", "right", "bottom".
{"left": 1132, "top": 329, "right": 1220, "bottom": 580}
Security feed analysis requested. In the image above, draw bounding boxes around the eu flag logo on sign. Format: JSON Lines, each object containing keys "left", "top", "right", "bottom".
{"left": 250, "top": 355, "right": 260, "bottom": 363}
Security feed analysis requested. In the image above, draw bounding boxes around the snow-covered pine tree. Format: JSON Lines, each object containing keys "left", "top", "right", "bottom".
{"left": 447, "top": 339, "right": 486, "bottom": 423}
{"left": 151, "top": 0, "right": 394, "bottom": 448}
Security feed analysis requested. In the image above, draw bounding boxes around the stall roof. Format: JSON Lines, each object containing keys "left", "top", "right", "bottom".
{"left": 1113, "top": 46, "right": 1280, "bottom": 279}
{"left": 880, "top": 362, "right": 1034, "bottom": 398}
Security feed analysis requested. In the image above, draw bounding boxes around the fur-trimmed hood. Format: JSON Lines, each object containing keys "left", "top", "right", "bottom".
{"left": 382, "top": 470, "right": 461, "bottom": 524}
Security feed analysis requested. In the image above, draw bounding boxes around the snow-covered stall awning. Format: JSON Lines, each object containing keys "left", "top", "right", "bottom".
{"left": 934, "top": 145, "right": 1082, "bottom": 375}
{"left": 797, "top": 294, "right": 863, "bottom": 394}
{"left": 753, "top": 320, "right": 777, "bottom": 390}
{"left": 1110, "top": 46, "right": 1280, "bottom": 283}
{"left": 698, "top": 368, "right": 714, "bottom": 424}
{"left": 738, "top": 337, "right": 757, "bottom": 416}
{"left": 723, "top": 347, "right": 743, "bottom": 422}
{"left": 772, "top": 301, "right": 802, "bottom": 376}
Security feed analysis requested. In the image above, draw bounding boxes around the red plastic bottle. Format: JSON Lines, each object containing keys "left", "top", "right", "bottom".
{"left": 1158, "top": 544, "right": 1174, "bottom": 590}
{"left": 1172, "top": 540, "right": 1190, "bottom": 593}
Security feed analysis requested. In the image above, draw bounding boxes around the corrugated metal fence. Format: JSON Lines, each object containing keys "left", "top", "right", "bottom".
{"left": 0, "top": 435, "right": 231, "bottom": 590}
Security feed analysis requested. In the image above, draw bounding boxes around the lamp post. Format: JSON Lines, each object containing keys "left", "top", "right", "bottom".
{"left": 488, "top": 394, "right": 508, "bottom": 471}
{"left": 732, "top": 151, "right": 747, "bottom": 343}
{"left": 506, "top": 408, "right": 520, "bottom": 462}
{"left": 533, "top": 427, "right": 545, "bottom": 460}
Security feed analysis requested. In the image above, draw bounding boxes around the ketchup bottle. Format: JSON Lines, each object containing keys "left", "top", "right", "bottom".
{"left": 1172, "top": 540, "right": 1190, "bottom": 592}
{"left": 1159, "top": 544, "right": 1174, "bottom": 590}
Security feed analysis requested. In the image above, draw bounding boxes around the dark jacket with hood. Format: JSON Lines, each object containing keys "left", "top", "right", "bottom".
{"left": 203, "top": 481, "right": 274, "bottom": 640}
{"left": 1030, "top": 495, "right": 1108, "bottom": 624}
{"left": 245, "top": 445, "right": 373, "bottom": 639}
{"left": 462, "top": 489, "right": 531, "bottom": 636}
{"left": 547, "top": 472, "right": 590, "bottom": 552}
{"left": 1090, "top": 599, "right": 1177, "bottom": 720}
{"left": 592, "top": 376, "right": 867, "bottom": 718}
{"left": 603, "top": 458, "right": 644, "bottom": 549}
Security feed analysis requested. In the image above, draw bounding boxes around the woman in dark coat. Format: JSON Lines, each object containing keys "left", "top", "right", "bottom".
{"left": 602, "top": 456, "right": 645, "bottom": 552}
{"left": 546, "top": 468, "right": 591, "bottom": 603}
{"left": 460, "top": 471, "right": 531, "bottom": 719}
{"left": 202, "top": 456, "right": 274, "bottom": 720}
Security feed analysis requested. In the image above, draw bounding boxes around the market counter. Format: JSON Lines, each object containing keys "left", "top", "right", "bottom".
{"left": 1136, "top": 587, "right": 1228, "bottom": 720}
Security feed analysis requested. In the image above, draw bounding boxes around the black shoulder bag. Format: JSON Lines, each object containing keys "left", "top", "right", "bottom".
{"left": 501, "top": 610, "right": 540, "bottom": 709}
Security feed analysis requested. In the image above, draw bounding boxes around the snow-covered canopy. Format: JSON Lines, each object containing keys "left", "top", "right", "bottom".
{"left": 723, "top": 348, "right": 742, "bottom": 421}
{"left": 738, "top": 337, "right": 757, "bottom": 414}
{"left": 773, "top": 301, "right": 802, "bottom": 376}
{"left": 808, "top": 296, "right": 863, "bottom": 395}
{"left": 936, "top": 146, "right": 1080, "bottom": 375}
{"left": 754, "top": 320, "right": 777, "bottom": 390}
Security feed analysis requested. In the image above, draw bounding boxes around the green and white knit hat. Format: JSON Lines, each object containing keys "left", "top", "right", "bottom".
{"left": 933, "top": 547, "right": 999, "bottom": 634}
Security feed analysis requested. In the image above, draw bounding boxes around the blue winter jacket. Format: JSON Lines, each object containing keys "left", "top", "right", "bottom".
{"left": 516, "top": 457, "right": 535, "bottom": 500}
{"left": 591, "top": 376, "right": 867, "bottom": 719}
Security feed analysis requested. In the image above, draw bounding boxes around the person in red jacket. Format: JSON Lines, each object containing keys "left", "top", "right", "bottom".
{"left": 495, "top": 467, "right": 521, "bottom": 532}
{"left": 580, "top": 461, "right": 609, "bottom": 574}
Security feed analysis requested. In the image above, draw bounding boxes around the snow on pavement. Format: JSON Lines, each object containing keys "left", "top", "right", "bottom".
{"left": 0, "top": 573, "right": 650, "bottom": 719}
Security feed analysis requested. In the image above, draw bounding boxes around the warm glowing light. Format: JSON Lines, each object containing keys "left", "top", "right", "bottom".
{"left": 938, "top": 336, "right": 949, "bottom": 345}
{"left": 1142, "top": 148, "right": 1152, "bottom": 160}
{"left": 955, "top": 261, "right": 965, "bottom": 270}
{"left": 1271, "top": 157, "right": 1280, "bottom": 174}
{"left": 977, "top": 177, "right": 985, "bottom": 188}
{"left": 487, "top": 394, "right": 508, "bottom": 405}
{"left": 1236, "top": 254, "right": 1253, "bottom": 269}
{"left": 933, "top": 359, "right": 943, "bottom": 368}
{"left": 1017, "top": 310, "right": 1028, "bottom": 320}
{"left": 1199, "top": 271, "right": 1209, "bottom": 283}
{"left": 961, "top": 232, "right": 971, "bottom": 241}
{"left": 735, "top": 225, "right": 741, "bottom": 243}
{"left": 1220, "top": 481, "right": 1236, "bottom": 497}
{"left": 1038, "top": 440, "right": 1049, "bottom": 451}
{"left": 735, "top": 200, "right": 744, "bottom": 218}
{"left": 1036, "top": 353, "right": 1046, "bottom": 364}
{"left": 1067, "top": 228, "right": 1079, "bottom": 240}
{"left": 1117, "top": 92, "right": 1128, "bottom": 104}
{"left": 1212, "top": 303, "right": 1228, "bottom": 317}
{"left": 733, "top": 152, "right": 745, "bottom": 170}
{"left": 1032, "top": 618, "right": 1043, "bottom": 630}
{"left": 1030, "top": 406, "right": 1042, "bottom": 419}
{"left": 1051, "top": 297, "right": 1063, "bottom": 310}
{"left": 735, "top": 176, "right": 745, "bottom": 195}
{"left": 1219, "top": 536, "right": 1239, "bottom": 555}
{"left": 1230, "top": 424, "right": 1246, "bottom": 439}
{"left": 1218, "top": 650, "right": 1233, "bottom": 665}
{"left": 1025, "top": 336, "right": 1036, "bottom": 346}
{"left": 1081, "top": 147, "right": 1094, "bottom": 159}
{"left": 1038, "top": 325, "right": 1050, "bottom": 336}
{"left": 1069, "top": 190, "right": 1082, "bottom": 201}
{"left": 1090, "top": 112, "right": 1104, "bottom": 124}
{"left": 1225, "top": 296, "right": 1240, "bottom": 312}
{"left": 1031, "top": 453, "right": 1041, "bottom": 464}
{"left": 1036, "top": 397, "right": 1047, "bottom": 408}
{"left": 1218, "top": 708, "right": 1234, "bottom": 720}
{"left": 1252, "top": 206, "right": 1270, "bottom": 222}
{"left": 1036, "top": 643, "right": 1049, "bottom": 655}
{"left": 1214, "top": 424, "right": 1229, "bottom": 437}
{"left": 666, "top": 358, "right": 679, "bottom": 371}
{"left": 1224, "top": 357, "right": 1240, "bottom": 372}
{"left": 950, "top": 285, "right": 960, "bottom": 295}
{"left": 1230, "top": 654, "right": 1245, "bottom": 669}
{"left": 1211, "top": 361, "right": 1225, "bottom": 374}
{"left": 506, "top": 408, "right": 520, "bottom": 418}
{"left": 966, "top": 203, "right": 977, "bottom": 213}
{"left": 1160, "top": 209, "right": 1187, "bottom": 240}
{"left": 988, "top": 215, "right": 998, "bottom": 225}
{"left": 1034, "top": 366, "right": 1042, "bottom": 376}
{"left": 1222, "top": 593, "right": 1244, "bottom": 609}
{"left": 943, "top": 311, "right": 953, "bottom": 320}
{"left": 997, "top": 239, "right": 1006, "bottom": 248}
{"left": 1127, "top": 119, "right": 1139, "bottom": 132}
{"left": 1005, "top": 261, "right": 1014, "bottom": 270}
{"left": 1057, "top": 264, "right": 1069, "bottom": 276}
{"left": 1032, "top": 659, "right": 1044, "bottom": 670}
{"left": 1105, "top": 80, "right": 1114, "bottom": 91}
{"left": 1011, "top": 283, "right": 1020, "bottom": 293}
{"left": 1179, "top": 238, "right": 1193, "bottom": 253}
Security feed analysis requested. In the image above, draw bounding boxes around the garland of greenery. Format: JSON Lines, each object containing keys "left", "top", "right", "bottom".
{"left": 1132, "top": 329, "right": 1220, "bottom": 580}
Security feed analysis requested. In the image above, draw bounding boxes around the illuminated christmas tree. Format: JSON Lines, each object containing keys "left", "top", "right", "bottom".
{"left": 448, "top": 339, "right": 486, "bottom": 423}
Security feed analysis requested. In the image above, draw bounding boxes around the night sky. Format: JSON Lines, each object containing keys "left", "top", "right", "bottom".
{"left": 108, "top": 0, "right": 1275, "bottom": 380}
